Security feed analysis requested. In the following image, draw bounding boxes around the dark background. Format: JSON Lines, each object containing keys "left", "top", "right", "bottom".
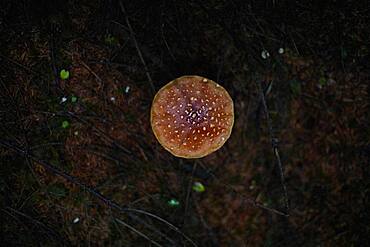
{"left": 0, "top": 0, "right": 369, "bottom": 246}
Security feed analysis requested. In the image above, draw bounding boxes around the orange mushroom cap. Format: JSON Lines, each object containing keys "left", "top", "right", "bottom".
{"left": 151, "top": 75, "right": 234, "bottom": 158}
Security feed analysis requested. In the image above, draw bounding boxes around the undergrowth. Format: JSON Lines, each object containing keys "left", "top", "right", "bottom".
{"left": 1, "top": 0, "right": 369, "bottom": 246}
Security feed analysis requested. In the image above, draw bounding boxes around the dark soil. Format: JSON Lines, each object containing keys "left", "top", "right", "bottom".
{"left": 1, "top": 1, "right": 369, "bottom": 246}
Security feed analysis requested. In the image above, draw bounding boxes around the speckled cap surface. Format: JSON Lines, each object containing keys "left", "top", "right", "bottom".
{"left": 151, "top": 75, "right": 234, "bottom": 158}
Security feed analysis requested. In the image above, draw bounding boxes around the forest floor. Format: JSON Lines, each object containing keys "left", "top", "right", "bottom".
{"left": 1, "top": 1, "right": 369, "bottom": 246}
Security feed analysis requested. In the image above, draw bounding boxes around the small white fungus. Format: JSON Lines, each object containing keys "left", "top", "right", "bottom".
{"left": 261, "top": 50, "right": 270, "bottom": 59}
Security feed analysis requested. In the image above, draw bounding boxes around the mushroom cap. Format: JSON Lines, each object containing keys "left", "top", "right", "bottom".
{"left": 151, "top": 75, "right": 234, "bottom": 159}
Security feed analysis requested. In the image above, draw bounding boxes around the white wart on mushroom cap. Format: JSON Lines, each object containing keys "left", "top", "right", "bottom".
{"left": 151, "top": 75, "right": 234, "bottom": 158}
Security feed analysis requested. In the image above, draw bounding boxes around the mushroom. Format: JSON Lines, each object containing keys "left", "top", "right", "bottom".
{"left": 151, "top": 75, "right": 234, "bottom": 158}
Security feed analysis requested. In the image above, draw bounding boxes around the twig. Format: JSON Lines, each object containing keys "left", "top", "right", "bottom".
{"left": 126, "top": 208, "right": 198, "bottom": 247}
{"left": 114, "top": 218, "right": 163, "bottom": 247}
{"left": 159, "top": 2, "right": 177, "bottom": 63}
{"left": 49, "top": 24, "right": 60, "bottom": 87}
{"left": 80, "top": 60, "right": 103, "bottom": 83}
{"left": 0, "top": 140, "right": 197, "bottom": 246}
{"left": 3, "top": 207, "right": 66, "bottom": 244}
{"left": 119, "top": 1, "right": 155, "bottom": 95}
{"left": 197, "top": 161, "right": 289, "bottom": 217}
{"left": 194, "top": 200, "right": 218, "bottom": 245}
{"left": 183, "top": 162, "right": 197, "bottom": 226}
{"left": 65, "top": 111, "right": 132, "bottom": 155}
{"left": 0, "top": 53, "right": 39, "bottom": 76}
{"left": 256, "top": 80, "right": 290, "bottom": 215}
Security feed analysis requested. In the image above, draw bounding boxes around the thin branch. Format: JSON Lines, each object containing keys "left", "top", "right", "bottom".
{"left": 65, "top": 111, "right": 132, "bottom": 155}
{"left": 119, "top": 1, "right": 155, "bottom": 95}
{"left": 126, "top": 208, "right": 198, "bottom": 246}
{"left": 256, "top": 80, "right": 290, "bottom": 215}
{"left": 197, "top": 162, "right": 289, "bottom": 217}
{"left": 4, "top": 207, "right": 67, "bottom": 245}
{"left": 0, "top": 53, "right": 39, "bottom": 76}
{"left": 183, "top": 162, "right": 197, "bottom": 226}
{"left": 80, "top": 60, "right": 103, "bottom": 84}
{"left": 0, "top": 140, "right": 197, "bottom": 246}
{"left": 114, "top": 218, "right": 163, "bottom": 247}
